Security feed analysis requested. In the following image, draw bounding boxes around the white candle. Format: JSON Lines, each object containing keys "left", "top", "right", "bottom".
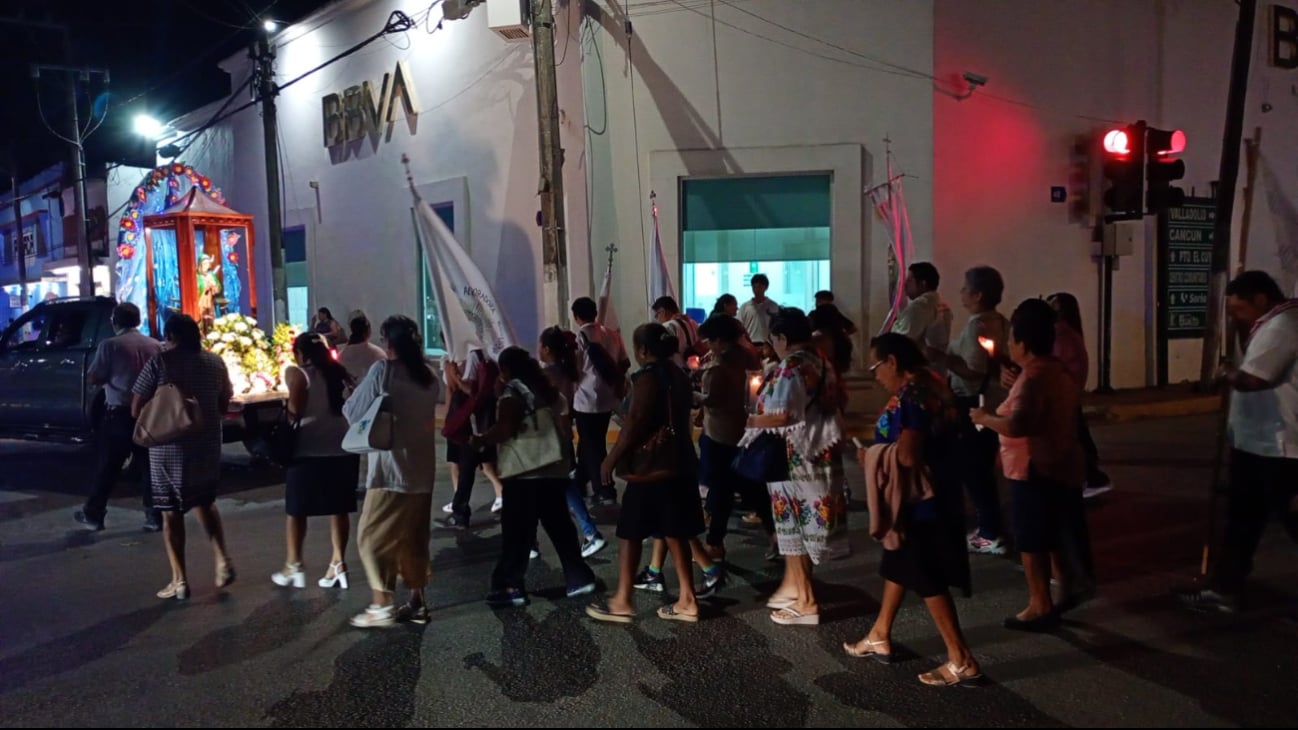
{"left": 975, "top": 393, "right": 986, "bottom": 431}
{"left": 748, "top": 373, "right": 763, "bottom": 412}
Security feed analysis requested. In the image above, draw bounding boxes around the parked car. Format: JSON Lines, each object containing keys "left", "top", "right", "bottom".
{"left": 0, "top": 296, "right": 284, "bottom": 448}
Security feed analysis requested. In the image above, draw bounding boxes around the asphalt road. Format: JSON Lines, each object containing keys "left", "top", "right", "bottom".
{"left": 0, "top": 415, "right": 1296, "bottom": 727}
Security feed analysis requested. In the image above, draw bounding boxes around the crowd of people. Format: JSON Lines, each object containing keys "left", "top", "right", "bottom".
{"left": 73, "top": 263, "right": 1298, "bottom": 686}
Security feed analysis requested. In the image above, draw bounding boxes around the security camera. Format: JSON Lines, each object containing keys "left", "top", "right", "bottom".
{"left": 963, "top": 71, "right": 988, "bottom": 88}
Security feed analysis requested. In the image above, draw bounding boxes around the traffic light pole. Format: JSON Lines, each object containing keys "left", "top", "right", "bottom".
{"left": 1199, "top": 0, "right": 1256, "bottom": 384}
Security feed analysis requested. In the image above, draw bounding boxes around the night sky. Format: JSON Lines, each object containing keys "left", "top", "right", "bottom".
{"left": 0, "top": 0, "right": 333, "bottom": 187}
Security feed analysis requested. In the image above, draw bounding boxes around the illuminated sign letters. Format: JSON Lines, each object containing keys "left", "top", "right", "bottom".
{"left": 322, "top": 60, "right": 421, "bottom": 148}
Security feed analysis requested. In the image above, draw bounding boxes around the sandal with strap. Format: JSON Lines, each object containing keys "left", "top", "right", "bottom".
{"left": 918, "top": 661, "right": 983, "bottom": 687}
{"left": 770, "top": 607, "right": 819, "bottom": 626}
{"left": 843, "top": 638, "right": 893, "bottom": 664}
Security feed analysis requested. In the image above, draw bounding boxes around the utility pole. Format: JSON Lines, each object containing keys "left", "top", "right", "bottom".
{"left": 5, "top": 149, "right": 28, "bottom": 308}
{"left": 252, "top": 32, "right": 287, "bottom": 324}
{"left": 1199, "top": 0, "right": 1256, "bottom": 383}
{"left": 531, "top": 0, "right": 571, "bottom": 328}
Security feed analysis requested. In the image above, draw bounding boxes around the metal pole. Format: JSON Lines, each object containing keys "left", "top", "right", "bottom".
{"left": 8, "top": 159, "right": 28, "bottom": 308}
{"left": 1099, "top": 254, "right": 1114, "bottom": 392}
{"left": 531, "top": 0, "right": 571, "bottom": 329}
{"left": 63, "top": 37, "right": 94, "bottom": 298}
{"left": 1199, "top": 0, "right": 1257, "bottom": 384}
{"left": 255, "top": 34, "right": 287, "bottom": 324}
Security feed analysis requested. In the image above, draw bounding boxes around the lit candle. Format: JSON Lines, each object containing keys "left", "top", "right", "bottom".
{"left": 977, "top": 336, "right": 995, "bottom": 356}
{"left": 687, "top": 354, "right": 701, "bottom": 370}
{"left": 748, "top": 373, "right": 763, "bottom": 411}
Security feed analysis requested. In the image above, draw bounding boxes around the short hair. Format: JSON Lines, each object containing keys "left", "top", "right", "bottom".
{"left": 651, "top": 296, "right": 680, "bottom": 315}
{"left": 965, "top": 266, "right": 1005, "bottom": 308}
{"left": 571, "top": 297, "right": 598, "bottom": 322}
{"left": 814, "top": 290, "right": 834, "bottom": 302}
{"left": 870, "top": 332, "right": 927, "bottom": 373}
{"left": 908, "top": 262, "right": 941, "bottom": 290}
{"left": 1225, "top": 270, "right": 1284, "bottom": 303}
{"left": 768, "top": 307, "right": 813, "bottom": 344}
{"left": 112, "top": 302, "right": 141, "bottom": 329}
{"left": 698, "top": 314, "right": 742, "bottom": 342}
{"left": 750, "top": 273, "right": 770, "bottom": 287}
{"left": 633, "top": 322, "right": 678, "bottom": 360}
{"left": 1010, "top": 298, "right": 1057, "bottom": 356}
{"left": 163, "top": 313, "right": 202, "bottom": 352}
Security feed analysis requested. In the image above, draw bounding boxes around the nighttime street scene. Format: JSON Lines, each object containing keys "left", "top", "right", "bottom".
{"left": 2, "top": 0, "right": 1298, "bottom": 726}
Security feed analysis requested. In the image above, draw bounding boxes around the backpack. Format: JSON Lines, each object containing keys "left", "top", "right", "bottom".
{"left": 440, "top": 350, "right": 499, "bottom": 444}
{"left": 580, "top": 332, "right": 629, "bottom": 399}
{"left": 669, "top": 315, "right": 707, "bottom": 358}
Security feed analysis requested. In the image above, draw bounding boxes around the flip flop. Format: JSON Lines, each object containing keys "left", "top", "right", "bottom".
{"left": 657, "top": 605, "right": 700, "bottom": 623}
{"left": 586, "top": 602, "right": 634, "bottom": 624}
{"left": 918, "top": 661, "right": 983, "bottom": 688}
{"left": 766, "top": 596, "right": 797, "bottom": 610}
{"left": 770, "top": 607, "right": 819, "bottom": 625}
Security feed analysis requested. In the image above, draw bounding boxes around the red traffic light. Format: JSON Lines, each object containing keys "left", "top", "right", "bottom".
{"left": 1151, "top": 129, "right": 1187, "bottom": 157}
{"left": 1103, "top": 129, "right": 1131, "bottom": 156}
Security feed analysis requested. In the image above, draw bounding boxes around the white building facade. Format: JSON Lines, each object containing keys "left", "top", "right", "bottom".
{"left": 117, "top": 0, "right": 1298, "bottom": 389}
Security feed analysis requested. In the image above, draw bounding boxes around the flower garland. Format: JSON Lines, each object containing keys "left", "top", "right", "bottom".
{"left": 116, "top": 162, "right": 225, "bottom": 262}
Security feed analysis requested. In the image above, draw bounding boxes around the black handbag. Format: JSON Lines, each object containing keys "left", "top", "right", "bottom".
{"left": 731, "top": 431, "right": 789, "bottom": 483}
{"left": 251, "top": 407, "right": 300, "bottom": 467}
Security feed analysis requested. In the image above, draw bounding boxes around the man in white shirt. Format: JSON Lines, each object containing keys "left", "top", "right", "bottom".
{"left": 75, "top": 302, "right": 164, "bottom": 532}
{"left": 738, "top": 274, "right": 780, "bottom": 346}
{"left": 651, "top": 295, "right": 700, "bottom": 367}
{"left": 1178, "top": 270, "right": 1298, "bottom": 614}
{"left": 891, "top": 262, "right": 953, "bottom": 367}
{"left": 571, "top": 297, "right": 629, "bottom": 506}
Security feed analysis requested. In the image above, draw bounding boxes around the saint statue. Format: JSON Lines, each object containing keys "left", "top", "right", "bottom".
{"left": 197, "top": 254, "right": 223, "bottom": 329}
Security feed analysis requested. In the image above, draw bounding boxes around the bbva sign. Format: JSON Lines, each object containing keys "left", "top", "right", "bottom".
{"left": 321, "top": 61, "right": 421, "bottom": 148}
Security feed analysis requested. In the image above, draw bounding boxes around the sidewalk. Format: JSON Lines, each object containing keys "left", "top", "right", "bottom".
{"left": 432, "top": 382, "right": 1221, "bottom": 444}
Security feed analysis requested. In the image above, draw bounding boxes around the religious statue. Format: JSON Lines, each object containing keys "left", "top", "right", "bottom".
{"left": 197, "top": 254, "right": 223, "bottom": 329}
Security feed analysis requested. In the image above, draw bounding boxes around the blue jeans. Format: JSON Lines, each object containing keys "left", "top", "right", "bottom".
{"left": 565, "top": 477, "right": 601, "bottom": 540}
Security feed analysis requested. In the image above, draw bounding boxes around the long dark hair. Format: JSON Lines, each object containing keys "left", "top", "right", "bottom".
{"left": 380, "top": 315, "right": 434, "bottom": 388}
{"left": 1047, "top": 292, "right": 1083, "bottom": 334}
{"left": 539, "top": 326, "right": 580, "bottom": 384}
{"left": 633, "top": 322, "right": 678, "bottom": 361}
{"left": 498, "top": 346, "right": 558, "bottom": 406}
{"left": 712, "top": 293, "right": 737, "bottom": 316}
{"left": 294, "top": 332, "right": 353, "bottom": 414}
{"left": 163, "top": 314, "right": 202, "bottom": 352}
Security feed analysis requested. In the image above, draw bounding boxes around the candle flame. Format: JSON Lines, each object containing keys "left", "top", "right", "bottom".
{"left": 977, "top": 337, "right": 995, "bottom": 354}
{"left": 750, "top": 375, "right": 762, "bottom": 388}
{"left": 687, "top": 355, "right": 700, "bottom": 370}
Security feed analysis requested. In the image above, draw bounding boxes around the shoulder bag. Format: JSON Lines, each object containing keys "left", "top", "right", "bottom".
{"left": 342, "top": 362, "right": 395, "bottom": 454}
{"left": 495, "top": 385, "right": 566, "bottom": 479}
{"left": 133, "top": 353, "right": 203, "bottom": 447}
{"left": 616, "top": 367, "right": 681, "bottom": 483}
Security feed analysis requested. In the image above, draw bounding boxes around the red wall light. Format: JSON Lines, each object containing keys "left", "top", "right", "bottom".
{"left": 1103, "top": 129, "right": 1130, "bottom": 156}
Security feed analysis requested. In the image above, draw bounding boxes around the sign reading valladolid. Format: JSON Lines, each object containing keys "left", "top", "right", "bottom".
{"left": 322, "top": 61, "right": 420, "bottom": 148}
{"left": 408, "top": 179, "right": 516, "bottom": 361}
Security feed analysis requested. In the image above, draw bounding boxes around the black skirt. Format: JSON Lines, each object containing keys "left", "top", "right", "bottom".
{"left": 285, "top": 455, "right": 361, "bottom": 518}
{"left": 616, "top": 477, "right": 706, "bottom": 541}
{"left": 879, "top": 504, "right": 971, "bottom": 598}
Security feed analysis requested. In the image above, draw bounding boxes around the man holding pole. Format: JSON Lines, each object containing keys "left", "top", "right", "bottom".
{"left": 1178, "top": 271, "right": 1298, "bottom": 613}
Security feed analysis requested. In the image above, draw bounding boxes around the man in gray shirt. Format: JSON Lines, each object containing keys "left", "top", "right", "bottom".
{"left": 75, "top": 302, "right": 163, "bottom": 532}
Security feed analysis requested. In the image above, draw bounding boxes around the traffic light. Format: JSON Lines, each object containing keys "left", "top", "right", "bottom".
{"left": 1101, "top": 121, "right": 1145, "bottom": 221}
{"left": 1145, "top": 127, "right": 1187, "bottom": 213}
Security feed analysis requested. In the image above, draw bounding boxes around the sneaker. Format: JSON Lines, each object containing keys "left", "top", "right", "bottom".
{"left": 967, "top": 534, "right": 1008, "bottom": 555}
{"left": 491, "top": 496, "right": 504, "bottom": 513}
{"left": 73, "top": 510, "right": 105, "bottom": 532}
{"left": 580, "top": 534, "right": 608, "bottom": 559}
{"left": 566, "top": 581, "right": 598, "bottom": 598}
{"left": 633, "top": 567, "right": 665, "bottom": 593}
{"left": 696, "top": 567, "right": 726, "bottom": 599}
{"left": 350, "top": 604, "right": 396, "bottom": 628}
{"left": 486, "top": 589, "right": 530, "bottom": 607}
{"left": 441, "top": 502, "right": 454, "bottom": 514}
{"left": 1174, "top": 587, "right": 1240, "bottom": 614}
{"left": 1082, "top": 483, "right": 1113, "bottom": 499}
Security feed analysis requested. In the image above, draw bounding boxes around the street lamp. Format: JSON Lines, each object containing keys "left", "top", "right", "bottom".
{"left": 262, "top": 19, "right": 278, "bottom": 32}
{"left": 133, "top": 114, "right": 165, "bottom": 140}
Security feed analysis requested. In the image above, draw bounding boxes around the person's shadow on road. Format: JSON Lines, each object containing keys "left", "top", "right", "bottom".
{"left": 463, "top": 602, "right": 600, "bottom": 703}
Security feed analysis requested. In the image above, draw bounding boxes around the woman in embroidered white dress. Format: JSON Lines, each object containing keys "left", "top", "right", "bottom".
{"left": 740, "top": 307, "right": 846, "bottom": 626}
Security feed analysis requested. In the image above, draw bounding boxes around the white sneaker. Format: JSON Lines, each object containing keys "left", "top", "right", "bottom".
{"left": 441, "top": 502, "right": 454, "bottom": 514}
{"left": 491, "top": 496, "right": 504, "bottom": 513}
{"left": 581, "top": 535, "right": 607, "bottom": 558}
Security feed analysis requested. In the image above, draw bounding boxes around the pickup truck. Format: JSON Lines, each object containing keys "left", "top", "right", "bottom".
{"left": 0, "top": 296, "right": 285, "bottom": 447}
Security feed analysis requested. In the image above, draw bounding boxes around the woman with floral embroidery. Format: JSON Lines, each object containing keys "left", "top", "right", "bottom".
{"left": 845, "top": 333, "right": 981, "bottom": 687}
{"left": 740, "top": 307, "right": 845, "bottom": 626}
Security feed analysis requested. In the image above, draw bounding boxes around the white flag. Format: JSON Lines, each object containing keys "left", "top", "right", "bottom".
{"left": 597, "top": 255, "right": 621, "bottom": 336}
{"left": 647, "top": 195, "right": 677, "bottom": 309}
{"left": 409, "top": 184, "right": 516, "bottom": 361}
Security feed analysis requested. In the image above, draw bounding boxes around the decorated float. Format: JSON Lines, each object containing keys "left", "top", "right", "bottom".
{"left": 114, "top": 163, "right": 292, "bottom": 400}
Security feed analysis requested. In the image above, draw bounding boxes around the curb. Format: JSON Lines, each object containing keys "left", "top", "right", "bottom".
{"left": 1082, "top": 394, "right": 1221, "bottom": 423}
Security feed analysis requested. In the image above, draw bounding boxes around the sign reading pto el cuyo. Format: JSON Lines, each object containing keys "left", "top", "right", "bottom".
{"left": 322, "top": 61, "right": 420, "bottom": 148}
{"left": 1158, "top": 197, "right": 1215, "bottom": 338}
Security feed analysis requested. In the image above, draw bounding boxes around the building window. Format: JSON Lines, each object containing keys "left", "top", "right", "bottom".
{"left": 415, "top": 203, "right": 455, "bottom": 355}
{"left": 680, "top": 174, "right": 832, "bottom": 318}
{"left": 284, "top": 226, "right": 309, "bottom": 331}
